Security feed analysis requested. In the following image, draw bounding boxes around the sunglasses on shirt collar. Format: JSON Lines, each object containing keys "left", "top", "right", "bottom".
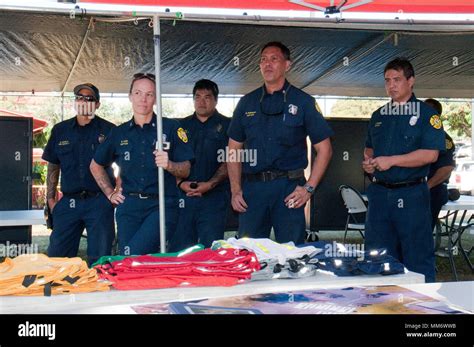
{"left": 259, "top": 84, "right": 291, "bottom": 116}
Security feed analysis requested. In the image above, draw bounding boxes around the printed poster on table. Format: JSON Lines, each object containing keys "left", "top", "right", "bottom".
{"left": 130, "top": 285, "right": 468, "bottom": 314}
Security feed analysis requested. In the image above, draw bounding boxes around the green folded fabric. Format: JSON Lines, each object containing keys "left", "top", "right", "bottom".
{"left": 91, "top": 244, "right": 205, "bottom": 267}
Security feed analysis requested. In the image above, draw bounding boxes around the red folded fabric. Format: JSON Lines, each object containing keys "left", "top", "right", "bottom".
{"left": 95, "top": 248, "right": 260, "bottom": 290}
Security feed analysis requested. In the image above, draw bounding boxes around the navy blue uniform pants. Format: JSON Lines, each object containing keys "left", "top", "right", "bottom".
{"left": 238, "top": 177, "right": 306, "bottom": 244}
{"left": 170, "top": 189, "right": 230, "bottom": 251}
{"left": 48, "top": 194, "right": 115, "bottom": 265}
{"left": 115, "top": 195, "right": 178, "bottom": 256}
{"left": 430, "top": 183, "right": 448, "bottom": 232}
{"left": 365, "top": 183, "right": 435, "bottom": 282}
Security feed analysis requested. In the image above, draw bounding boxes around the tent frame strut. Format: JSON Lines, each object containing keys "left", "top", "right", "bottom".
{"left": 153, "top": 15, "right": 167, "bottom": 253}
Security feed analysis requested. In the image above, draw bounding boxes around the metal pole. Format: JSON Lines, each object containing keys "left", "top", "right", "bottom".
{"left": 1, "top": 3, "right": 474, "bottom": 32}
{"left": 153, "top": 15, "right": 166, "bottom": 253}
{"left": 61, "top": 92, "right": 64, "bottom": 121}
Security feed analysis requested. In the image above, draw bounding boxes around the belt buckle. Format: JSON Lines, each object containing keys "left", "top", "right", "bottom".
{"left": 138, "top": 193, "right": 148, "bottom": 199}
{"left": 262, "top": 171, "right": 273, "bottom": 182}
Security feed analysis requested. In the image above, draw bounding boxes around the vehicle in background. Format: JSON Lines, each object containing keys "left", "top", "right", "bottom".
{"left": 455, "top": 144, "right": 472, "bottom": 160}
{"left": 449, "top": 160, "right": 474, "bottom": 195}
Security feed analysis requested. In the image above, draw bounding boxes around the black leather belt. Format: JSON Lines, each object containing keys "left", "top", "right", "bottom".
{"left": 63, "top": 191, "right": 100, "bottom": 199}
{"left": 127, "top": 192, "right": 159, "bottom": 199}
{"left": 244, "top": 169, "right": 304, "bottom": 182}
{"left": 372, "top": 177, "right": 426, "bottom": 189}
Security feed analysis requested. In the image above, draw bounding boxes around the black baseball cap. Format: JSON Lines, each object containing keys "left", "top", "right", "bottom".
{"left": 73, "top": 83, "right": 100, "bottom": 101}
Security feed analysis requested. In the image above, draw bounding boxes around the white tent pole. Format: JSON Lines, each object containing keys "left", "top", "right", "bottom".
{"left": 153, "top": 15, "right": 166, "bottom": 253}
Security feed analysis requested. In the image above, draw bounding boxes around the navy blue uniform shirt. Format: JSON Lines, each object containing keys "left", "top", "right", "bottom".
{"left": 42, "top": 116, "right": 115, "bottom": 194}
{"left": 93, "top": 114, "right": 194, "bottom": 196}
{"left": 365, "top": 94, "right": 445, "bottom": 183}
{"left": 227, "top": 80, "right": 333, "bottom": 174}
{"left": 428, "top": 131, "right": 455, "bottom": 182}
{"left": 180, "top": 111, "right": 230, "bottom": 190}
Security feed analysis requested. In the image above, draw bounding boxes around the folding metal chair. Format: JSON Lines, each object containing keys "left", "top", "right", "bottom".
{"left": 339, "top": 185, "right": 367, "bottom": 244}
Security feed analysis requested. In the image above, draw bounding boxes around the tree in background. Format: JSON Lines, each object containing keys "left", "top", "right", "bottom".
{"left": 7, "top": 95, "right": 470, "bottom": 140}
{"left": 441, "top": 101, "right": 472, "bottom": 140}
{"left": 329, "top": 99, "right": 387, "bottom": 118}
{"left": 329, "top": 99, "right": 472, "bottom": 142}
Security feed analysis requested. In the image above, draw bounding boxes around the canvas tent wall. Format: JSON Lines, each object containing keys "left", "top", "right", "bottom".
{"left": 0, "top": 9, "right": 473, "bottom": 98}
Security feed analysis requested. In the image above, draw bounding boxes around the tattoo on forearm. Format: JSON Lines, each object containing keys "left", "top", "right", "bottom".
{"left": 94, "top": 169, "right": 114, "bottom": 196}
{"left": 208, "top": 163, "right": 228, "bottom": 188}
{"left": 46, "top": 163, "right": 60, "bottom": 200}
{"left": 167, "top": 161, "right": 190, "bottom": 179}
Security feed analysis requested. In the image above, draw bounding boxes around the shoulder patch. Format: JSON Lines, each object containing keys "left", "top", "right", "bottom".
{"left": 446, "top": 139, "right": 454, "bottom": 150}
{"left": 177, "top": 127, "right": 188, "bottom": 143}
{"left": 429, "top": 115, "right": 442, "bottom": 130}
{"left": 315, "top": 101, "right": 323, "bottom": 115}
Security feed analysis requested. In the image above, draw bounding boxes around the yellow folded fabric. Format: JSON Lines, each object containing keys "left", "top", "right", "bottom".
{"left": 0, "top": 254, "right": 110, "bottom": 296}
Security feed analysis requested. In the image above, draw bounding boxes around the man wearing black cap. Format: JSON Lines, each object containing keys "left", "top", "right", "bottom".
{"left": 42, "top": 83, "right": 116, "bottom": 265}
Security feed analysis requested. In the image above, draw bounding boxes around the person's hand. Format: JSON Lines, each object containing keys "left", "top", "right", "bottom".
{"left": 186, "top": 182, "right": 212, "bottom": 197}
{"left": 362, "top": 153, "right": 376, "bottom": 174}
{"left": 47, "top": 198, "right": 57, "bottom": 212}
{"left": 109, "top": 188, "right": 125, "bottom": 207}
{"left": 154, "top": 150, "right": 169, "bottom": 170}
{"left": 284, "top": 185, "right": 311, "bottom": 209}
{"left": 179, "top": 181, "right": 195, "bottom": 193}
{"left": 372, "top": 156, "right": 394, "bottom": 171}
{"left": 231, "top": 190, "right": 248, "bottom": 213}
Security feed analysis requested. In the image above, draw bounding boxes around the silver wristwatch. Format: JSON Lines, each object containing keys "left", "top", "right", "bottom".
{"left": 303, "top": 183, "right": 315, "bottom": 195}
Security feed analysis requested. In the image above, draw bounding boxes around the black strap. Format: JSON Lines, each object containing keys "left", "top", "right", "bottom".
{"left": 62, "top": 275, "right": 80, "bottom": 284}
{"left": 43, "top": 283, "right": 52, "bottom": 297}
{"left": 245, "top": 169, "right": 304, "bottom": 182}
{"left": 177, "top": 180, "right": 185, "bottom": 190}
{"left": 63, "top": 191, "right": 100, "bottom": 199}
{"left": 22, "top": 275, "right": 37, "bottom": 288}
{"left": 372, "top": 177, "right": 425, "bottom": 189}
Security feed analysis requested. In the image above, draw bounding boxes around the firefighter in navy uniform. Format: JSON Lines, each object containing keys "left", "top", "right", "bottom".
{"left": 363, "top": 58, "right": 445, "bottom": 282}
{"left": 424, "top": 98, "right": 456, "bottom": 231}
{"left": 90, "top": 74, "right": 194, "bottom": 256}
{"left": 170, "top": 79, "right": 231, "bottom": 250}
{"left": 227, "top": 42, "right": 333, "bottom": 245}
{"left": 43, "top": 83, "right": 115, "bottom": 265}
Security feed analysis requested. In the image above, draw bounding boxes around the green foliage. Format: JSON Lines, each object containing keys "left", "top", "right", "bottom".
{"left": 440, "top": 101, "right": 472, "bottom": 139}
{"left": 329, "top": 99, "right": 472, "bottom": 141}
{"left": 33, "top": 127, "right": 51, "bottom": 148}
{"left": 329, "top": 99, "right": 387, "bottom": 118}
{"left": 32, "top": 162, "right": 47, "bottom": 184}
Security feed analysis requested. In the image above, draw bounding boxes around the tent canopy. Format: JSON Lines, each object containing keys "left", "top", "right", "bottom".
{"left": 0, "top": 9, "right": 473, "bottom": 98}
{"left": 83, "top": 0, "right": 474, "bottom": 14}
